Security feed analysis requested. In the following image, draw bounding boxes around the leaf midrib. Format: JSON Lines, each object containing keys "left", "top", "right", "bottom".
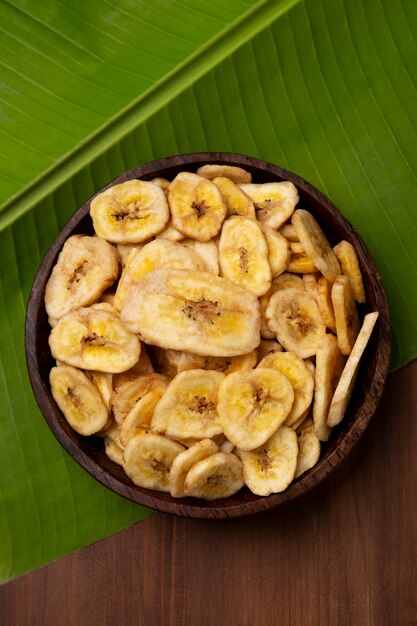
{"left": 0, "top": 0, "right": 302, "bottom": 232}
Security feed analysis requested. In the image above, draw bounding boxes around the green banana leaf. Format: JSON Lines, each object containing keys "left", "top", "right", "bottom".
{"left": 1, "top": 0, "right": 417, "bottom": 583}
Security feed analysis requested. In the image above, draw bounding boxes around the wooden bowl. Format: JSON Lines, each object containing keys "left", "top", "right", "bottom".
{"left": 25, "top": 153, "right": 391, "bottom": 519}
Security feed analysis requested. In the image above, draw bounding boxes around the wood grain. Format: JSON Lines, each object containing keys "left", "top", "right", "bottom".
{"left": 25, "top": 152, "right": 391, "bottom": 518}
{"left": 2, "top": 361, "right": 416, "bottom": 626}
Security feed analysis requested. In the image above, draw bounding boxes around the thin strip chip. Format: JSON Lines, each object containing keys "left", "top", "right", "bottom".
{"left": 327, "top": 312, "right": 379, "bottom": 427}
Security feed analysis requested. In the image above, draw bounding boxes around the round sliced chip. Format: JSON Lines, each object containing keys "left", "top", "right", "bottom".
{"left": 196, "top": 164, "right": 252, "bottom": 184}
{"left": 217, "top": 368, "right": 294, "bottom": 451}
{"left": 168, "top": 172, "right": 227, "bottom": 241}
{"left": 292, "top": 209, "right": 341, "bottom": 282}
{"left": 120, "top": 388, "right": 165, "bottom": 447}
{"left": 44, "top": 235, "right": 119, "bottom": 319}
{"left": 151, "top": 369, "right": 225, "bottom": 440}
{"left": 259, "top": 273, "right": 305, "bottom": 339}
{"left": 120, "top": 268, "right": 261, "bottom": 357}
{"left": 123, "top": 432, "right": 185, "bottom": 492}
{"left": 49, "top": 307, "right": 141, "bottom": 373}
{"left": 257, "top": 351, "right": 314, "bottom": 426}
{"left": 219, "top": 216, "right": 271, "bottom": 296}
{"left": 184, "top": 452, "right": 244, "bottom": 500}
{"left": 111, "top": 373, "right": 169, "bottom": 424}
{"left": 266, "top": 288, "right": 326, "bottom": 358}
{"left": 239, "top": 426, "right": 298, "bottom": 496}
{"left": 240, "top": 182, "right": 299, "bottom": 229}
{"left": 170, "top": 438, "right": 219, "bottom": 498}
{"left": 90, "top": 180, "right": 169, "bottom": 243}
{"left": 114, "top": 239, "right": 207, "bottom": 310}
{"left": 50, "top": 365, "right": 109, "bottom": 435}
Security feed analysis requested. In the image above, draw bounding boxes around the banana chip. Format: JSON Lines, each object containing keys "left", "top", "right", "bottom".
{"left": 257, "top": 340, "right": 283, "bottom": 362}
{"left": 155, "top": 222, "right": 184, "bottom": 241}
{"left": 259, "top": 274, "right": 305, "bottom": 340}
{"left": 213, "top": 176, "right": 255, "bottom": 218}
{"left": 114, "top": 239, "right": 207, "bottom": 310}
{"left": 219, "top": 216, "right": 271, "bottom": 296}
{"left": 49, "top": 307, "right": 141, "bottom": 374}
{"left": 90, "top": 180, "right": 169, "bottom": 243}
{"left": 50, "top": 365, "right": 109, "bottom": 435}
{"left": 123, "top": 432, "right": 185, "bottom": 492}
{"left": 317, "top": 276, "right": 337, "bottom": 334}
{"left": 266, "top": 288, "right": 326, "bottom": 358}
{"left": 111, "top": 373, "right": 169, "bottom": 425}
{"left": 120, "top": 268, "right": 261, "bottom": 357}
{"left": 104, "top": 438, "right": 124, "bottom": 466}
{"left": 120, "top": 388, "right": 165, "bottom": 447}
{"left": 151, "top": 369, "right": 224, "bottom": 440}
{"left": 313, "top": 334, "right": 345, "bottom": 441}
{"left": 292, "top": 210, "right": 341, "bottom": 282}
{"left": 334, "top": 240, "right": 366, "bottom": 303}
{"left": 184, "top": 452, "right": 244, "bottom": 500}
{"left": 196, "top": 164, "right": 252, "bottom": 184}
{"left": 239, "top": 426, "right": 298, "bottom": 496}
{"left": 177, "top": 350, "right": 258, "bottom": 375}
{"left": 294, "top": 418, "right": 321, "bottom": 479}
{"left": 181, "top": 239, "right": 219, "bottom": 275}
{"left": 147, "top": 346, "right": 182, "bottom": 378}
{"left": 117, "top": 243, "right": 144, "bottom": 268}
{"left": 279, "top": 223, "right": 299, "bottom": 242}
{"left": 240, "top": 182, "right": 299, "bottom": 229}
{"left": 257, "top": 351, "right": 314, "bottom": 427}
{"left": 168, "top": 172, "right": 227, "bottom": 241}
{"left": 151, "top": 177, "right": 170, "bottom": 191}
{"left": 218, "top": 368, "right": 294, "bottom": 451}
{"left": 287, "top": 242, "right": 316, "bottom": 273}
{"left": 259, "top": 223, "right": 290, "bottom": 278}
{"left": 45, "top": 235, "right": 119, "bottom": 319}
{"left": 327, "top": 312, "right": 378, "bottom": 427}
{"left": 169, "top": 438, "right": 219, "bottom": 498}
{"left": 331, "top": 275, "right": 360, "bottom": 355}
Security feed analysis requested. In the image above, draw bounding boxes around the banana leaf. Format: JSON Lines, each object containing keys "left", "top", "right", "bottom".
{"left": 1, "top": 0, "right": 417, "bottom": 582}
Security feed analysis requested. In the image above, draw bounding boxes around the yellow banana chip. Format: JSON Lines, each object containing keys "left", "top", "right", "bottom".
{"left": 168, "top": 172, "right": 227, "bottom": 241}
{"left": 219, "top": 216, "right": 271, "bottom": 296}
{"left": 217, "top": 368, "right": 294, "bottom": 451}
{"left": 90, "top": 179, "right": 169, "bottom": 243}
{"left": 45, "top": 235, "right": 119, "bottom": 319}
{"left": 120, "top": 268, "right": 261, "bottom": 357}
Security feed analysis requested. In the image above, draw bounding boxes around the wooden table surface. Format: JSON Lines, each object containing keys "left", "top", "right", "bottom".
{"left": 1, "top": 361, "right": 416, "bottom": 626}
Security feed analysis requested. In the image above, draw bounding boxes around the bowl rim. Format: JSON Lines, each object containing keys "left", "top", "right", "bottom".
{"left": 25, "top": 152, "right": 391, "bottom": 519}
